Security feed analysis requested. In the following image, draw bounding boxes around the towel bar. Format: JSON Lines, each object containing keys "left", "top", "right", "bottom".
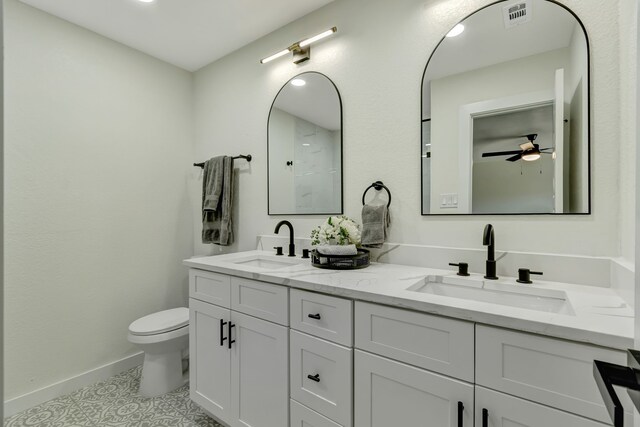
{"left": 194, "top": 154, "right": 252, "bottom": 169}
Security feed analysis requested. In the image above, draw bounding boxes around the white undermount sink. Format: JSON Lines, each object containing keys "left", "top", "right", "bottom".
{"left": 230, "top": 255, "right": 300, "bottom": 270}
{"left": 407, "top": 275, "right": 575, "bottom": 315}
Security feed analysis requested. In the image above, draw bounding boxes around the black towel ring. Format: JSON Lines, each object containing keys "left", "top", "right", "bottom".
{"left": 362, "top": 181, "right": 391, "bottom": 208}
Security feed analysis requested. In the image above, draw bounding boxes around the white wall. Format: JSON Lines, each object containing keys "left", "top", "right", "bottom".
{"left": 4, "top": 0, "right": 194, "bottom": 400}
{"left": 192, "top": 0, "right": 629, "bottom": 259}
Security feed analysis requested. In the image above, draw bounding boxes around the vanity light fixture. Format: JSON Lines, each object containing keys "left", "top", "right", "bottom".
{"left": 260, "top": 27, "right": 337, "bottom": 65}
{"left": 446, "top": 23, "right": 465, "bottom": 37}
{"left": 291, "top": 78, "right": 306, "bottom": 87}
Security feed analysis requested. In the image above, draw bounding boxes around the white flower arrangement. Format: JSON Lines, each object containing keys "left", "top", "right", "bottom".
{"left": 310, "top": 215, "right": 362, "bottom": 247}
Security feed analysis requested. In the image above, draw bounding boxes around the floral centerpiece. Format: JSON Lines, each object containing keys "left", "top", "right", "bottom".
{"left": 310, "top": 216, "right": 370, "bottom": 269}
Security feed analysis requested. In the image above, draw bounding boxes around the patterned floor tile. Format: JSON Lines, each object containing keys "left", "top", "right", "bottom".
{"left": 5, "top": 365, "right": 223, "bottom": 427}
{"left": 4, "top": 396, "right": 94, "bottom": 427}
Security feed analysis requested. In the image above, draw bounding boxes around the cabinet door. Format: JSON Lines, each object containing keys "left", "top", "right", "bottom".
{"left": 354, "top": 350, "right": 473, "bottom": 427}
{"left": 189, "top": 298, "right": 232, "bottom": 425}
{"left": 230, "top": 311, "right": 288, "bottom": 427}
{"left": 476, "top": 386, "right": 608, "bottom": 426}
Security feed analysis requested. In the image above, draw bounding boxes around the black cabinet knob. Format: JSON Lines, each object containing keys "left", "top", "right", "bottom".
{"left": 308, "top": 313, "right": 321, "bottom": 320}
{"left": 517, "top": 268, "right": 543, "bottom": 284}
{"left": 286, "top": 161, "right": 293, "bottom": 166}
{"left": 274, "top": 246, "right": 283, "bottom": 256}
{"left": 449, "top": 262, "right": 470, "bottom": 276}
{"left": 307, "top": 373, "right": 320, "bottom": 382}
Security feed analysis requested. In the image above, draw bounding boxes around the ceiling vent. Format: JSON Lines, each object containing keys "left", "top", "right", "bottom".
{"left": 503, "top": 0, "right": 532, "bottom": 29}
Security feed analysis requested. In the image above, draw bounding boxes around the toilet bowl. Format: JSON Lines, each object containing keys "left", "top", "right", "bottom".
{"left": 127, "top": 307, "right": 189, "bottom": 397}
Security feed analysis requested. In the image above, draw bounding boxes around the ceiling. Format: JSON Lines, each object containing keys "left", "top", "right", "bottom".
{"left": 19, "top": 0, "right": 335, "bottom": 71}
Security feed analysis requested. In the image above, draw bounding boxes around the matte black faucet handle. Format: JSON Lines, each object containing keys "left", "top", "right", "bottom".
{"left": 274, "top": 246, "right": 283, "bottom": 256}
{"left": 517, "top": 268, "right": 543, "bottom": 284}
{"left": 449, "top": 262, "right": 470, "bottom": 276}
{"left": 302, "top": 249, "right": 310, "bottom": 259}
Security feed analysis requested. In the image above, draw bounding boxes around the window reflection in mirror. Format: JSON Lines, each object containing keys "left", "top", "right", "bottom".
{"left": 268, "top": 72, "right": 343, "bottom": 215}
{"left": 421, "top": 0, "right": 590, "bottom": 215}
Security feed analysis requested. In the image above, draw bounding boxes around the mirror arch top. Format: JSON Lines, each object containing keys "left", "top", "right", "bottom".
{"left": 268, "top": 71, "right": 343, "bottom": 215}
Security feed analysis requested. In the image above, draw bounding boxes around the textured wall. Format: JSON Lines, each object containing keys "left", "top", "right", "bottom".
{"left": 192, "top": 0, "right": 630, "bottom": 259}
{"left": 4, "top": 0, "right": 194, "bottom": 399}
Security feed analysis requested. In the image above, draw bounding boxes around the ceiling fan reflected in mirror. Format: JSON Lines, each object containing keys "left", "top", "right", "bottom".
{"left": 481, "top": 134, "right": 554, "bottom": 162}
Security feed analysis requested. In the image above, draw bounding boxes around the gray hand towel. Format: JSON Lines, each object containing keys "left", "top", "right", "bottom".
{"left": 361, "top": 204, "right": 390, "bottom": 248}
{"left": 202, "top": 156, "right": 235, "bottom": 245}
{"left": 202, "top": 156, "right": 225, "bottom": 212}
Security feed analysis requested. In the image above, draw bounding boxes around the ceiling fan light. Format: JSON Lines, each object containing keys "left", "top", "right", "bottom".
{"left": 522, "top": 152, "right": 541, "bottom": 161}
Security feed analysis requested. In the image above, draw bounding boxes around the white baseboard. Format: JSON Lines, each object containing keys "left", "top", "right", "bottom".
{"left": 4, "top": 352, "right": 144, "bottom": 418}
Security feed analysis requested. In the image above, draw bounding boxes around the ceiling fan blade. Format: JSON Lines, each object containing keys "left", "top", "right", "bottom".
{"left": 482, "top": 150, "right": 523, "bottom": 157}
{"left": 540, "top": 147, "right": 554, "bottom": 151}
{"left": 506, "top": 154, "right": 522, "bottom": 162}
{"left": 519, "top": 142, "right": 535, "bottom": 150}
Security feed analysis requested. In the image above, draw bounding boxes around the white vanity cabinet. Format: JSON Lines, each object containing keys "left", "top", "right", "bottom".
{"left": 189, "top": 269, "right": 288, "bottom": 427}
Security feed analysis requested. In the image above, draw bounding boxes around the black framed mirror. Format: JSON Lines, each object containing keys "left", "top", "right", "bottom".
{"left": 421, "top": 0, "right": 590, "bottom": 215}
{"left": 268, "top": 72, "right": 343, "bottom": 215}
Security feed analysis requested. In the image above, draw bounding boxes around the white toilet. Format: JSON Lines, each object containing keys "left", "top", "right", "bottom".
{"left": 127, "top": 307, "right": 189, "bottom": 397}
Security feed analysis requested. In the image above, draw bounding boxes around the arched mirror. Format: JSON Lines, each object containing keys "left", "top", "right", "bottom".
{"left": 268, "top": 72, "right": 343, "bottom": 215}
{"left": 421, "top": 0, "right": 590, "bottom": 215}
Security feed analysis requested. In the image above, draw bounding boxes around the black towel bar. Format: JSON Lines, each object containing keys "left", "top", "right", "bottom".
{"left": 194, "top": 154, "right": 252, "bottom": 169}
{"left": 362, "top": 181, "right": 391, "bottom": 208}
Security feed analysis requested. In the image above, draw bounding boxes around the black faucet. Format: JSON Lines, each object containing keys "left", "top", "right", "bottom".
{"left": 274, "top": 220, "right": 295, "bottom": 257}
{"left": 483, "top": 224, "right": 498, "bottom": 280}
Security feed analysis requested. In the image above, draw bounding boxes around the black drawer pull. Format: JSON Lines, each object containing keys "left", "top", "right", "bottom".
{"left": 307, "top": 373, "right": 320, "bottom": 382}
{"left": 220, "top": 319, "right": 227, "bottom": 346}
{"left": 308, "top": 313, "right": 321, "bottom": 320}
{"left": 482, "top": 408, "right": 488, "bottom": 427}
{"left": 228, "top": 322, "right": 236, "bottom": 349}
{"left": 457, "top": 401, "right": 464, "bottom": 427}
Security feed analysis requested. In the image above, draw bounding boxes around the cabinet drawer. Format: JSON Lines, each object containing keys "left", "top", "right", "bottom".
{"left": 231, "top": 276, "right": 288, "bottom": 326}
{"left": 354, "top": 302, "right": 474, "bottom": 382}
{"left": 291, "top": 400, "right": 342, "bottom": 427}
{"left": 189, "top": 269, "right": 231, "bottom": 307}
{"left": 476, "top": 325, "right": 632, "bottom": 425}
{"left": 290, "top": 289, "right": 352, "bottom": 346}
{"left": 290, "top": 330, "right": 352, "bottom": 427}
{"left": 476, "top": 386, "right": 608, "bottom": 427}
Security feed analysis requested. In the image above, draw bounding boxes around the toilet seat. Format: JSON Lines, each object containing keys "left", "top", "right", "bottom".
{"left": 129, "top": 307, "right": 189, "bottom": 336}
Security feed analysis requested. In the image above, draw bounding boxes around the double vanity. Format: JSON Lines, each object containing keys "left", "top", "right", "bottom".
{"left": 184, "top": 251, "right": 633, "bottom": 427}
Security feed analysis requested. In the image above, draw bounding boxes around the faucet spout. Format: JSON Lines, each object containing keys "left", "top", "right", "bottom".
{"left": 274, "top": 220, "right": 296, "bottom": 257}
{"left": 483, "top": 224, "right": 497, "bottom": 280}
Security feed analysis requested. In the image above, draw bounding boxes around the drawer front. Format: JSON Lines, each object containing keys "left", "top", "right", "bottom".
{"left": 230, "top": 276, "right": 288, "bottom": 325}
{"left": 354, "top": 302, "right": 474, "bottom": 382}
{"left": 290, "top": 330, "right": 352, "bottom": 427}
{"left": 476, "top": 325, "right": 632, "bottom": 425}
{"left": 476, "top": 386, "right": 609, "bottom": 427}
{"left": 290, "top": 289, "right": 353, "bottom": 346}
{"left": 291, "top": 400, "right": 343, "bottom": 427}
{"left": 189, "top": 269, "right": 231, "bottom": 308}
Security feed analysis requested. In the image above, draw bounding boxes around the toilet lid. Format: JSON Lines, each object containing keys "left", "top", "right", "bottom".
{"left": 129, "top": 307, "right": 189, "bottom": 336}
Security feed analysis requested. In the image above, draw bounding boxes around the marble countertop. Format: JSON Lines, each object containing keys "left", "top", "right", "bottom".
{"left": 184, "top": 250, "right": 634, "bottom": 350}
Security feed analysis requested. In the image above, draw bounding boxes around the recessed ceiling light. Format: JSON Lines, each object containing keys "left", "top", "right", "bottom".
{"left": 446, "top": 24, "right": 465, "bottom": 38}
{"left": 138, "top": 0, "right": 155, "bottom": 3}
{"left": 291, "top": 79, "right": 306, "bottom": 87}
